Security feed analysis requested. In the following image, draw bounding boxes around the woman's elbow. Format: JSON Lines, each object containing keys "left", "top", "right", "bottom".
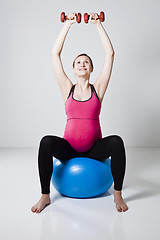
{"left": 51, "top": 50, "right": 60, "bottom": 56}
{"left": 105, "top": 50, "right": 115, "bottom": 56}
{"left": 111, "top": 50, "right": 115, "bottom": 56}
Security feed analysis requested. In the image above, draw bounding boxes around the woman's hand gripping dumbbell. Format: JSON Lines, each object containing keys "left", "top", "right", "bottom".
{"left": 84, "top": 12, "right": 105, "bottom": 24}
{"left": 61, "top": 12, "right": 81, "bottom": 24}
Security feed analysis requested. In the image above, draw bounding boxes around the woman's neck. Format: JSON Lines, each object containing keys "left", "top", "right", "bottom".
{"left": 76, "top": 81, "right": 90, "bottom": 92}
{"left": 76, "top": 77, "right": 90, "bottom": 91}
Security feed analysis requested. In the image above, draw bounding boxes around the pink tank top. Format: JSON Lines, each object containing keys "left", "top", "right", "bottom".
{"left": 63, "top": 83, "right": 102, "bottom": 152}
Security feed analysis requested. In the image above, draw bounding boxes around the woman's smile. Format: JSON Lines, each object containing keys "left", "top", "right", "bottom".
{"left": 79, "top": 68, "right": 87, "bottom": 71}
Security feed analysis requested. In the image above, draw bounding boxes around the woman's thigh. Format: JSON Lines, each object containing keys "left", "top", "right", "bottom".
{"left": 39, "top": 135, "right": 79, "bottom": 161}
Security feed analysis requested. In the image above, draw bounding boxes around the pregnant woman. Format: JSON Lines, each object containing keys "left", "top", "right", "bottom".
{"left": 31, "top": 12, "right": 128, "bottom": 213}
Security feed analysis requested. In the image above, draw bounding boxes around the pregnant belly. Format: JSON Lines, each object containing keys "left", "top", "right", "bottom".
{"left": 63, "top": 119, "right": 102, "bottom": 152}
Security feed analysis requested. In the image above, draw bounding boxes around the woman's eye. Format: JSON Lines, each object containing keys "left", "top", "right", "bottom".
{"left": 76, "top": 61, "right": 88, "bottom": 64}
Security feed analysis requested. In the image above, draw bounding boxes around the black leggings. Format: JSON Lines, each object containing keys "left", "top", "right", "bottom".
{"left": 38, "top": 135, "right": 126, "bottom": 194}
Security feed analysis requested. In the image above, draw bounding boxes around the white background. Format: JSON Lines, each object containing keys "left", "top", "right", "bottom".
{"left": 1, "top": 0, "right": 160, "bottom": 147}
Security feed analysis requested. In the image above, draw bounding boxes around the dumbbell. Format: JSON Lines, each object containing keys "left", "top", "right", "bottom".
{"left": 61, "top": 12, "right": 81, "bottom": 23}
{"left": 84, "top": 11, "right": 105, "bottom": 23}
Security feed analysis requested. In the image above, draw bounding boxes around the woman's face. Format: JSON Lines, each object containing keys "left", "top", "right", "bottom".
{"left": 73, "top": 56, "right": 93, "bottom": 76}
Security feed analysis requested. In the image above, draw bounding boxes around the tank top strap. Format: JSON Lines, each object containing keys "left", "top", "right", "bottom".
{"left": 67, "top": 84, "right": 76, "bottom": 99}
{"left": 90, "top": 84, "right": 100, "bottom": 102}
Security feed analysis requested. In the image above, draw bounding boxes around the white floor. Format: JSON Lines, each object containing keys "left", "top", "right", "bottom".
{"left": 0, "top": 147, "right": 160, "bottom": 240}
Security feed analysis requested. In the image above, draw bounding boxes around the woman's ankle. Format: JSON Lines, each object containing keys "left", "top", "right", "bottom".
{"left": 114, "top": 190, "right": 122, "bottom": 197}
{"left": 42, "top": 193, "right": 50, "bottom": 197}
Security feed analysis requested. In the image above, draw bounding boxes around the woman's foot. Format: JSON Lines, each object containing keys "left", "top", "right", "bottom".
{"left": 31, "top": 194, "right": 51, "bottom": 213}
{"left": 114, "top": 190, "right": 128, "bottom": 212}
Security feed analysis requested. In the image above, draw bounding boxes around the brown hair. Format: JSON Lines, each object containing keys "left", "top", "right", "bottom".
{"left": 72, "top": 53, "right": 94, "bottom": 71}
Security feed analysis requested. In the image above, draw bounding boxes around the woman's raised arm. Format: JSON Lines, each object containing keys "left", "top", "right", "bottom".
{"left": 51, "top": 14, "right": 76, "bottom": 55}
{"left": 89, "top": 13, "right": 115, "bottom": 103}
{"left": 51, "top": 13, "right": 76, "bottom": 103}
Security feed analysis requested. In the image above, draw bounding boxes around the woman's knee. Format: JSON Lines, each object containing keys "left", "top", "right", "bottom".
{"left": 109, "top": 135, "right": 125, "bottom": 146}
{"left": 39, "top": 135, "right": 55, "bottom": 147}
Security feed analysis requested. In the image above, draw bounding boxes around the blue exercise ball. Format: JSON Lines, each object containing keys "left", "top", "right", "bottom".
{"left": 51, "top": 157, "right": 113, "bottom": 198}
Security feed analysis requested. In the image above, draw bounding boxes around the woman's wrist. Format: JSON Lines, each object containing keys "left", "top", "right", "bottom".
{"left": 64, "top": 20, "right": 72, "bottom": 27}
{"left": 95, "top": 20, "right": 102, "bottom": 28}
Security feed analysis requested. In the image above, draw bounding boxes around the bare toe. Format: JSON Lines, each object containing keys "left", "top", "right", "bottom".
{"left": 36, "top": 208, "right": 41, "bottom": 213}
{"left": 116, "top": 205, "right": 122, "bottom": 212}
{"left": 122, "top": 205, "right": 128, "bottom": 212}
{"left": 31, "top": 206, "right": 37, "bottom": 213}
{"left": 31, "top": 195, "right": 51, "bottom": 214}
